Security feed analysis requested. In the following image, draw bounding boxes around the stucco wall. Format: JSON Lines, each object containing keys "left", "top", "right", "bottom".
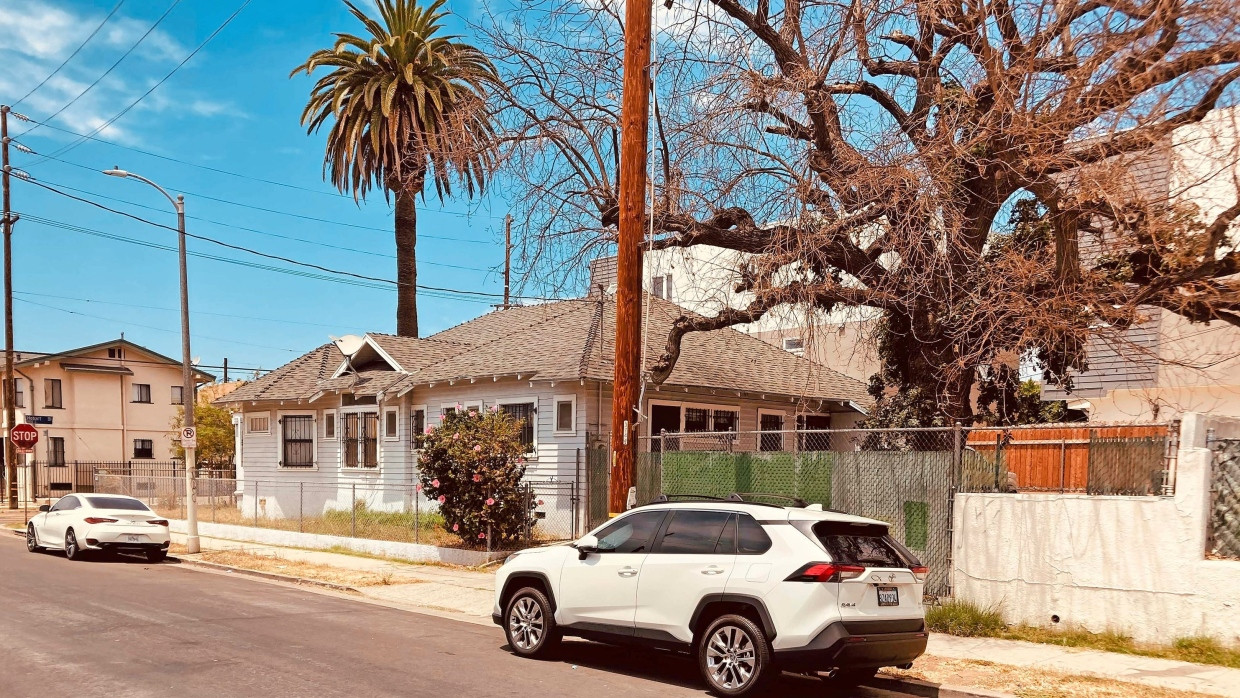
{"left": 952, "top": 413, "right": 1240, "bottom": 644}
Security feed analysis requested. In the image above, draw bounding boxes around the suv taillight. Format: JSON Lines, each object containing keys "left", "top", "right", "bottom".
{"left": 785, "top": 562, "right": 866, "bottom": 582}
{"left": 148, "top": 519, "right": 169, "bottom": 527}
{"left": 910, "top": 566, "right": 929, "bottom": 583}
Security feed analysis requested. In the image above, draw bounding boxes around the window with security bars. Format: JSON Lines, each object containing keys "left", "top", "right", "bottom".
{"left": 282, "top": 415, "right": 315, "bottom": 468}
{"left": 797, "top": 415, "right": 833, "bottom": 451}
{"left": 133, "top": 439, "right": 153, "bottom": 459}
{"left": 342, "top": 412, "right": 379, "bottom": 468}
{"left": 759, "top": 413, "right": 784, "bottom": 451}
{"left": 500, "top": 402, "right": 536, "bottom": 453}
{"left": 49, "top": 437, "right": 66, "bottom": 466}
{"left": 411, "top": 408, "right": 425, "bottom": 447}
{"left": 683, "top": 407, "right": 739, "bottom": 433}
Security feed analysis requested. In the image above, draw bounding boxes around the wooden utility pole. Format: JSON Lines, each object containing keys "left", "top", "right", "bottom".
{"left": 503, "top": 214, "right": 512, "bottom": 308}
{"left": 609, "top": 0, "right": 654, "bottom": 515}
{"left": 2, "top": 105, "right": 17, "bottom": 509}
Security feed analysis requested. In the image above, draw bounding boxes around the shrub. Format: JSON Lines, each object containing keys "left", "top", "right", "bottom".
{"left": 415, "top": 406, "right": 534, "bottom": 548}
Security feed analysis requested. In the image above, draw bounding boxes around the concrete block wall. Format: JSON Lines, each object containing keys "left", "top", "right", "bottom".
{"left": 951, "top": 413, "right": 1240, "bottom": 645}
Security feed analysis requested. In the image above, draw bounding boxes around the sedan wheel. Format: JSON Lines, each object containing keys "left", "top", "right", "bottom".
{"left": 699, "top": 614, "right": 772, "bottom": 697}
{"left": 504, "top": 587, "right": 560, "bottom": 658}
{"left": 26, "top": 524, "right": 42, "bottom": 553}
{"left": 64, "top": 529, "right": 84, "bottom": 561}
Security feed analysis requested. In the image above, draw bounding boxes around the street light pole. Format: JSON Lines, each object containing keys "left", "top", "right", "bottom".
{"left": 103, "top": 168, "right": 199, "bottom": 553}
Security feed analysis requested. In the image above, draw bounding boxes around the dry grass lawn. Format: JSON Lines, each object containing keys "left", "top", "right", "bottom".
{"left": 884, "top": 656, "right": 1220, "bottom": 698}
{"left": 170, "top": 544, "right": 410, "bottom": 588}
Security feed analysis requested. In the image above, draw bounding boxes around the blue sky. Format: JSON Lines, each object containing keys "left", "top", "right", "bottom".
{"left": 1, "top": 0, "right": 522, "bottom": 377}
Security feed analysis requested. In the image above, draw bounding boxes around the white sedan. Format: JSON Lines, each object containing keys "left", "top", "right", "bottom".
{"left": 27, "top": 493, "right": 171, "bottom": 562}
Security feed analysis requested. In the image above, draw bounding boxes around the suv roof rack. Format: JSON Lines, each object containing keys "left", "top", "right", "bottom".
{"left": 727, "top": 493, "right": 810, "bottom": 508}
{"left": 643, "top": 493, "right": 808, "bottom": 510}
{"left": 646, "top": 494, "right": 726, "bottom": 504}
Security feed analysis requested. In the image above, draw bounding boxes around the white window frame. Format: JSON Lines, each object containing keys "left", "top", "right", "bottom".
{"left": 553, "top": 394, "right": 577, "bottom": 435}
{"left": 383, "top": 406, "right": 401, "bottom": 442}
{"left": 170, "top": 385, "right": 184, "bottom": 405}
{"left": 646, "top": 399, "right": 741, "bottom": 449}
{"left": 339, "top": 405, "right": 381, "bottom": 472}
{"left": 410, "top": 404, "right": 427, "bottom": 450}
{"left": 495, "top": 395, "right": 539, "bottom": 455}
{"left": 323, "top": 410, "right": 337, "bottom": 440}
{"left": 757, "top": 408, "right": 787, "bottom": 451}
{"left": 247, "top": 412, "right": 271, "bottom": 434}
{"left": 439, "top": 401, "right": 482, "bottom": 420}
{"left": 277, "top": 410, "right": 318, "bottom": 470}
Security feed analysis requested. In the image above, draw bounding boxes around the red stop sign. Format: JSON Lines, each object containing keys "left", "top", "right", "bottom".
{"left": 11, "top": 423, "right": 39, "bottom": 450}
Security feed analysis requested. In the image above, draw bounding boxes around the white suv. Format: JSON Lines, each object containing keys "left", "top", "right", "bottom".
{"left": 494, "top": 496, "right": 929, "bottom": 696}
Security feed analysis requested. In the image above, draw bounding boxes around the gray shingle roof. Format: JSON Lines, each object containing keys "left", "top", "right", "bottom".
{"left": 216, "top": 296, "right": 870, "bottom": 406}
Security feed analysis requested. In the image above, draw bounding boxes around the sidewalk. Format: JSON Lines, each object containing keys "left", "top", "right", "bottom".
{"left": 172, "top": 532, "right": 1240, "bottom": 697}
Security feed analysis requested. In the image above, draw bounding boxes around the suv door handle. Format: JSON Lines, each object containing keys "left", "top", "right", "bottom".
{"left": 617, "top": 567, "right": 638, "bottom": 578}
{"left": 701, "top": 566, "right": 725, "bottom": 575}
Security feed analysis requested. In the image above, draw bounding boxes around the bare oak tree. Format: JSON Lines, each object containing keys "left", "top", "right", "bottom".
{"left": 482, "top": 0, "right": 1240, "bottom": 421}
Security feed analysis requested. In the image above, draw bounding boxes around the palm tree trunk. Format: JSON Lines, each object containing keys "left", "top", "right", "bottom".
{"left": 394, "top": 185, "right": 419, "bottom": 337}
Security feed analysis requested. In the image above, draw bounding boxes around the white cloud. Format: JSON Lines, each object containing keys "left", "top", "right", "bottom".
{"left": 0, "top": 2, "right": 84, "bottom": 59}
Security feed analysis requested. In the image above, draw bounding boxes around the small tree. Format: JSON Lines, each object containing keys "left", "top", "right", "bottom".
{"left": 169, "top": 402, "right": 235, "bottom": 467}
{"left": 415, "top": 406, "right": 534, "bottom": 548}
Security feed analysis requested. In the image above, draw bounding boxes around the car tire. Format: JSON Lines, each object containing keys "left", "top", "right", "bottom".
{"left": 146, "top": 549, "right": 168, "bottom": 563}
{"left": 698, "top": 614, "right": 773, "bottom": 697}
{"left": 503, "top": 587, "right": 561, "bottom": 658}
{"left": 26, "top": 524, "right": 43, "bottom": 553}
{"left": 64, "top": 528, "right": 85, "bottom": 561}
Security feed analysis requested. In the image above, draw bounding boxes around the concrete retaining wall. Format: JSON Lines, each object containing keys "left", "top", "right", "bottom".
{"left": 952, "top": 413, "right": 1240, "bottom": 645}
{"left": 168, "top": 520, "right": 507, "bottom": 567}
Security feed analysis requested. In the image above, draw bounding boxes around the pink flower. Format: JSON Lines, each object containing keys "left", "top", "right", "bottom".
{"left": 489, "top": 405, "right": 498, "bottom": 413}
{"left": 472, "top": 474, "right": 482, "bottom": 483}
{"left": 473, "top": 444, "right": 482, "bottom": 452}
{"left": 453, "top": 432, "right": 461, "bottom": 440}
{"left": 456, "top": 403, "right": 463, "bottom": 410}
{"left": 431, "top": 479, "right": 440, "bottom": 488}
{"left": 415, "top": 484, "right": 423, "bottom": 492}
{"left": 486, "top": 497, "right": 495, "bottom": 506}
{"left": 468, "top": 410, "right": 477, "bottom": 417}
{"left": 452, "top": 523, "right": 459, "bottom": 532}
{"left": 538, "top": 499, "right": 545, "bottom": 506}
{"left": 424, "top": 425, "right": 434, "bottom": 434}
{"left": 438, "top": 495, "right": 446, "bottom": 503}
{"left": 478, "top": 532, "right": 486, "bottom": 539}
{"left": 518, "top": 457, "right": 526, "bottom": 463}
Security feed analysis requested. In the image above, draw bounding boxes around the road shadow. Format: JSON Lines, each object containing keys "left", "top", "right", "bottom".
{"left": 502, "top": 639, "right": 882, "bottom": 697}
{"left": 30, "top": 548, "right": 170, "bottom": 565}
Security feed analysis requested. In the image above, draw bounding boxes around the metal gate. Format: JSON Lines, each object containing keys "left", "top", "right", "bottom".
{"left": 1209, "top": 437, "right": 1240, "bottom": 558}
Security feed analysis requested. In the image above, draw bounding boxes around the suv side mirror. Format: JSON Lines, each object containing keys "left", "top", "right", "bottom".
{"left": 575, "top": 534, "right": 599, "bottom": 560}
{"left": 38, "top": 504, "right": 50, "bottom": 512}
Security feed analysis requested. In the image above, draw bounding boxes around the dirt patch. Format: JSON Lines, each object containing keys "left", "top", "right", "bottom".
{"left": 170, "top": 544, "right": 414, "bottom": 588}
{"left": 884, "top": 656, "right": 1219, "bottom": 698}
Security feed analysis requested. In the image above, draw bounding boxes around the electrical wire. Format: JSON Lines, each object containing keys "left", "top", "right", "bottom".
{"left": 33, "top": 0, "right": 251, "bottom": 164}
{"left": 25, "top": 148, "right": 503, "bottom": 240}
{"left": 15, "top": 297, "right": 300, "bottom": 353}
{"left": 11, "top": 1, "right": 127, "bottom": 109}
{"left": 21, "top": 1, "right": 178, "bottom": 138}
{"left": 13, "top": 291, "right": 348, "bottom": 330}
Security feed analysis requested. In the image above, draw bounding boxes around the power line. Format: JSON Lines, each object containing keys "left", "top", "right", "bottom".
{"left": 14, "top": 178, "right": 562, "bottom": 301}
{"left": 33, "top": 0, "right": 251, "bottom": 164}
{"left": 15, "top": 297, "right": 300, "bottom": 353}
{"left": 22, "top": 1, "right": 178, "bottom": 137}
{"left": 12, "top": 1, "right": 127, "bottom": 109}
{"left": 13, "top": 291, "right": 348, "bottom": 330}
{"left": 24, "top": 149, "right": 503, "bottom": 242}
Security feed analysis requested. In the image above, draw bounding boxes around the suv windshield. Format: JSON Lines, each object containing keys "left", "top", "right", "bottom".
{"left": 812, "top": 521, "right": 910, "bottom": 567}
{"left": 86, "top": 496, "right": 152, "bottom": 512}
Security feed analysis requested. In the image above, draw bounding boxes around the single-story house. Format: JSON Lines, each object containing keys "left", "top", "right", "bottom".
{"left": 216, "top": 293, "right": 871, "bottom": 536}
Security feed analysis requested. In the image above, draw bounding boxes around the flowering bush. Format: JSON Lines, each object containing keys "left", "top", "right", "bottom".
{"left": 415, "top": 407, "right": 534, "bottom": 548}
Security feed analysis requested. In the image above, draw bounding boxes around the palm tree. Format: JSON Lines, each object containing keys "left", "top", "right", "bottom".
{"left": 293, "top": 0, "right": 499, "bottom": 336}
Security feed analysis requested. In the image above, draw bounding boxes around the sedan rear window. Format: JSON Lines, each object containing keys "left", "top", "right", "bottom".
{"left": 86, "top": 496, "right": 152, "bottom": 512}
{"left": 813, "top": 521, "right": 908, "bottom": 567}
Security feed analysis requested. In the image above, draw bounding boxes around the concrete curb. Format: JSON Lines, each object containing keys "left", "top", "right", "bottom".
{"left": 174, "top": 557, "right": 362, "bottom": 594}
{"left": 868, "top": 675, "right": 1016, "bottom": 698}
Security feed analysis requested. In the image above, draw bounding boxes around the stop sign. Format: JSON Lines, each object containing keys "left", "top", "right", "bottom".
{"left": 11, "top": 423, "right": 38, "bottom": 451}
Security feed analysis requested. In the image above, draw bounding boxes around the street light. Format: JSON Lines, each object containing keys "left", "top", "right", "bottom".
{"left": 103, "top": 168, "right": 200, "bottom": 554}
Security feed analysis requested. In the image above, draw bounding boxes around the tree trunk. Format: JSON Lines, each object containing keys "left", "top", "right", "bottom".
{"left": 394, "top": 186, "right": 419, "bottom": 337}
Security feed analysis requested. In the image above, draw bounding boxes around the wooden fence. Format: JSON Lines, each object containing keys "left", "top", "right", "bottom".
{"left": 966, "top": 425, "right": 1172, "bottom": 492}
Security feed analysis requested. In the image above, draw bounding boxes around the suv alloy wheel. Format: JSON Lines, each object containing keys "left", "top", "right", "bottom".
{"left": 64, "top": 528, "right": 84, "bottom": 561}
{"left": 698, "top": 614, "right": 772, "bottom": 696}
{"left": 504, "top": 587, "right": 561, "bottom": 658}
{"left": 26, "top": 524, "right": 41, "bottom": 553}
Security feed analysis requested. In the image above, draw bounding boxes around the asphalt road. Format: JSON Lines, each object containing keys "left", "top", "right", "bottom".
{"left": 0, "top": 532, "right": 939, "bottom": 698}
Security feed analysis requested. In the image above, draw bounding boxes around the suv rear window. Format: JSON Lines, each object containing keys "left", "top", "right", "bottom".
{"left": 85, "top": 496, "right": 152, "bottom": 511}
{"left": 812, "top": 521, "right": 908, "bottom": 567}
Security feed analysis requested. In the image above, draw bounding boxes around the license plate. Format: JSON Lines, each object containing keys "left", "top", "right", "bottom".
{"left": 126, "top": 534, "right": 141, "bottom": 543}
{"left": 877, "top": 586, "right": 900, "bottom": 607}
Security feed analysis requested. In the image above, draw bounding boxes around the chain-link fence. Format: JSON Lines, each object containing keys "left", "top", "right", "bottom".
{"left": 1209, "top": 437, "right": 1240, "bottom": 559}
{"left": 584, "top": 424, "right": 1175, "bottom": 598}
{"left": 90, "top": 473, "right": 578, "bottom": 552}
